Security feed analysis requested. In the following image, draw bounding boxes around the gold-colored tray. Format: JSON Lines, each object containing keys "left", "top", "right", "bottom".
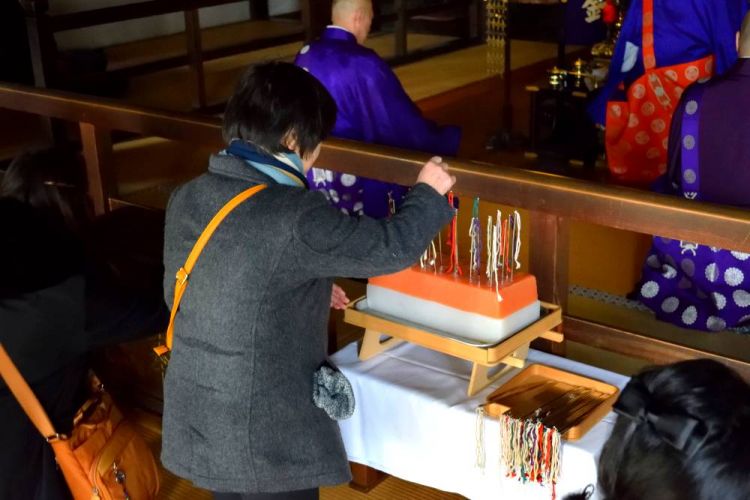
{"left": 344, "top": 297, "right": 563, "bottom": 396}
{"left": 484, "top": 363, "right": 619, "bottom": 441}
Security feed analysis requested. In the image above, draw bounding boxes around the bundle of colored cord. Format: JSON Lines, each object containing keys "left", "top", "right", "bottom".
{"left": 500, "top": 414, "right": 562, "bottom": 497}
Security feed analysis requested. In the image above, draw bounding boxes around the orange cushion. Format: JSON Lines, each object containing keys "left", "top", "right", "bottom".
{"left": 370, "top": 267, "right": 538, "bottom": 318}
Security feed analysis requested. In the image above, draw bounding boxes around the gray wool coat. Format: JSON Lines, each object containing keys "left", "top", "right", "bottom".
{"left": 161, "top": 154, "right": 454, "bottom": 493}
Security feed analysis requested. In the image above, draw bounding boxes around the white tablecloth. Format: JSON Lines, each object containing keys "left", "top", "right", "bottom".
{"left": 331, "top": 342, "right": 630, "bottom": 500}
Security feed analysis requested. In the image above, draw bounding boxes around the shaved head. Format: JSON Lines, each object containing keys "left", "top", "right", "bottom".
{"left": 741, "top": 12, "right": 750, "bottom": 57}
{"left": 333, "top": 0, "right": 371, "bottom": 13}
{"left": 332, "top": 0, "right": 373, "bottom": 44}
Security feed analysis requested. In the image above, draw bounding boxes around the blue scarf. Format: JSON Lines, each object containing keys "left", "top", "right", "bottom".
{"left": 224, "top": 140, "right": 309, "bottom": 189}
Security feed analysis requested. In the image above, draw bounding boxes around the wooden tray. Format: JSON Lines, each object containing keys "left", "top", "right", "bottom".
{"left": 344, "top": 297, "right": 563, "bottom": 396}
{"left": 484, "top": 364, "right": 619, "bottom": 441}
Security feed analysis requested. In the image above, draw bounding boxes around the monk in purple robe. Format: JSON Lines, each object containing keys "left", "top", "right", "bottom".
{"left": 295, "top": 0, "right": 461, "bottom": 218}
{"left": 637, "top": 12, "right": 750, "bottom": 332}
{"left": 590, "top": 0, "right": 747, "bottom": 183}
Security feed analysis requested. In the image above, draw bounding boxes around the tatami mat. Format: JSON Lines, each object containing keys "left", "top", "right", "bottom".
{"left": 125, "top": 32, "right": 458, "bottom": 111}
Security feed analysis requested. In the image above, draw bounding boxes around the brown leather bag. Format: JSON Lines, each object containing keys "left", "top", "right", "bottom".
{"left": 0, "top": 345, "right": 159, "bottom": 499}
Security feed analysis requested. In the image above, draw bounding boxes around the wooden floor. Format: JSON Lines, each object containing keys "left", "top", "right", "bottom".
{"left": 132, "top": 359, "right": 462, "bottom": 500}
{"left": 125, "top": 31, "right": 461, "bottom": 111}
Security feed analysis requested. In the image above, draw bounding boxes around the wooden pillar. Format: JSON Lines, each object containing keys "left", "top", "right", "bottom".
{"left": 529, "top": 211, "right": 569, "bottom": 356}
{"left": 80, "top": 123, "right": 114, "bottom": 216}
{"left": 469, "top": 0, "right": 482, "bottom": 39}
{"left": 301, "top": 0, "right": 331, "bottom": 42}
{"left": 21, "top": 0, "right": 64, "bottom": 145}
{"left": 21, "top": 0, "right": 55, "bottom": 88}
{"left": 394, "top": 0, "right": 408, "bottom": 57}
{"left": 248, "top": 0, "right": 269, "bottom": 20}
{"left": 184, "top": 9, "right": 207, "bottom": 111}
{"left": 556, "top": 0, "right": 567, "bottom": 66}
{"left": 502, "top": 32, "right": 513, "bottom": 132}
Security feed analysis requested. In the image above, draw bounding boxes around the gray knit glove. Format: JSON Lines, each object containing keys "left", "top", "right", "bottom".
{"left": 313, "top": 361, "right": 355, "bottom": 420}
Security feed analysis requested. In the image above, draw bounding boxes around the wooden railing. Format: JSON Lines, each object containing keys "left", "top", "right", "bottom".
{"left": 2, "top": 82, "right": 749, "bottom": 378}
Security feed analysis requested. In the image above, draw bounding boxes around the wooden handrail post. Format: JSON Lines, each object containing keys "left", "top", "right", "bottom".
{"left": 80, "top": 122, "right": 115, "bottom": 216}
{"left": 184, "top": 9, "right": 208, "bottom": 111}
{"left": 529, "top": 211, "right": 570, "bottom": 356}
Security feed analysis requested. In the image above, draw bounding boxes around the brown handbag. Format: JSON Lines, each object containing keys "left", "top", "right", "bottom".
{"left": 0, "top": 345, "right": 160, "bottom": 500}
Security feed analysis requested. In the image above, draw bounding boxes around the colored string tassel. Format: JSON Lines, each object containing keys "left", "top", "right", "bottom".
{"left": 500, "top": 414, "right": 562, "bottom": 495}
{"left": 445, "top": 192, "right": 462, "bottom": 276}
{"left": 469, "top": 198, "right": 482, "bottom": 281}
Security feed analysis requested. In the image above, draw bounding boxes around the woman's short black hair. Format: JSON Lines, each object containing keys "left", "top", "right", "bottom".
{"left": 1, "top": 147, "right": 89, "bottom": 234}
{"left": 222, "top": 62, "right": 337, "bottom": 158}
{"left": 585, "top": 359, "right": 750, "bottom": 500}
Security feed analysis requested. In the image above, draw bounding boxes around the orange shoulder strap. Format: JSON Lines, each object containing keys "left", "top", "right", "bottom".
{"left": 0, "top": 344, "right": 58, "bottom": 440}
{"left": 155, "top": 183, "right": 268, "bottom": 357}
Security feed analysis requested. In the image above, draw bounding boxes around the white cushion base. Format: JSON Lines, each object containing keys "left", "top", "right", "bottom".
{"left": 366, "top": 284, "right": 541, "bottom": 344}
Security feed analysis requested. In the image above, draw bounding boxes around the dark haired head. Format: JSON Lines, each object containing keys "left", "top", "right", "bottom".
{"left": 222, "top": 62, "right": 337, "bottom": 159}
{"left": 1, "top": 147, "right": 89, "bottom": 234}
{"left": 591, "top": 359, "right": 750, "bottom": 500}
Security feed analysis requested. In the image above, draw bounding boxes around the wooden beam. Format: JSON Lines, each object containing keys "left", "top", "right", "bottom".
{"left": 317, "top": 141, "right": 750, "bottom": 253}
{"left": 563, "top": 316, "right": 750, "bottom": 382}
{"left": 80, "top": 122, "right": 115, "bottom": 215}
{"left": 529, "top": 212, "right": 569, "bottom": 356}
{"left": 48, "top": 0, "right": 242, "bottom": 32}
{"left": 0, "top": 84, "right": 223, "bottom": 146}
{"left": 1, "top": 84, "right": 750, "bottom": 253}
{"left": 107, "top": 29, "right": 304, "bottom": 79}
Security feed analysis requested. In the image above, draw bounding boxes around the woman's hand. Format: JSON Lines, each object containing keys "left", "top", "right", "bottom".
{"left": 416, "top": 156, "right": 456, "bottom": 195}
{"left": 330, "top": 283, "right": 350, "bottom": 310}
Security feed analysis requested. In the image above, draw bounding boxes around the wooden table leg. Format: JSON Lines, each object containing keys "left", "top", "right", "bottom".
{"left": 467, "top": 343, "right": 530, "bottom": 396}
{"left": 349, "top": 462, "right": 388, "bottom": 493}
{"left": 359, "top": 329, "right": 405, "bottom": 361}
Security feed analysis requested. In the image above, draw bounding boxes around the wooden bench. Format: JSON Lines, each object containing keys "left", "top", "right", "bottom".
{"left": 20, "top": 0, "right": 309, "bottom": 110}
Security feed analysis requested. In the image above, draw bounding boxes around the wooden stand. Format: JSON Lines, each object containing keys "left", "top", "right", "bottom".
{"left": 345, "top": 298, "right": 563, "bottom": 396}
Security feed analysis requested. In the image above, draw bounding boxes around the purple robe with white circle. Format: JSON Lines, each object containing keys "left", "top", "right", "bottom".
{"left": 295, "top": 26, "right": 461, "bottom": 218}
{"left": 638, "top": 59, "right": 750, "bottom": 331}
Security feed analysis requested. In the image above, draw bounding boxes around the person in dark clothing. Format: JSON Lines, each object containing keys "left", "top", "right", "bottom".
{"left": 636, "top": 12, "right": 750, "bottom": 332}
{"left": 161, "top": 62, "right": 456, "bottom": 499}
{"left": 0, "top": 148, "right": 167, "bottom": 500}
{"left": 565, "top": 359, "right": 750, "bottom": 500}
{"left": 0, "top": 1, "right": 32, "bottom": 84}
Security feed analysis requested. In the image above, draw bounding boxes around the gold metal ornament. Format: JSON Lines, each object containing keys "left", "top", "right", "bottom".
{"left": 485, "top": 0, "right": 509, "bottom": 75}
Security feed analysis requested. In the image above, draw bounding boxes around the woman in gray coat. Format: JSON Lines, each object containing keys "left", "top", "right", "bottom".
{"left": 161, "top": 62, "right": 456, "bottom": 499}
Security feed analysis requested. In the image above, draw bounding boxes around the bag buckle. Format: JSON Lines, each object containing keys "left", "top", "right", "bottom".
{"left": 176, "top": 268, "right": 189, "bottom": 285}
{"left": 46, "top": 433, "right": 66, "bottom": 442}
